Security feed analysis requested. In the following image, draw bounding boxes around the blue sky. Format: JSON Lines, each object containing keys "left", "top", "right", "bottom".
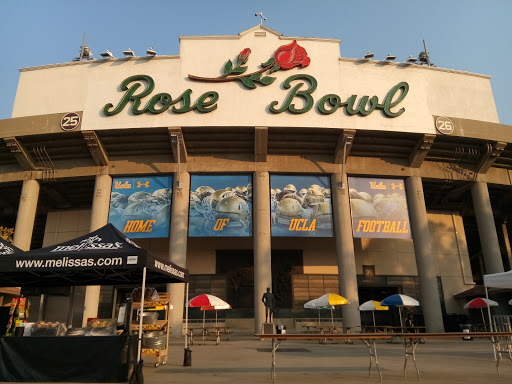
{"left": 1, "top": 0, "right": 511, "bottom": 124}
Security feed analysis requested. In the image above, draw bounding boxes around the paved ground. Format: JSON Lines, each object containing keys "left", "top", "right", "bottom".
{"left": 141, "top": 332, "right": 512, "bottom": 384}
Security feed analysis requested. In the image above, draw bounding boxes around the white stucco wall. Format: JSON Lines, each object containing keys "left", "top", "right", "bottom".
{"left": 12, "top": 26, "right": 498, "bottom": 132}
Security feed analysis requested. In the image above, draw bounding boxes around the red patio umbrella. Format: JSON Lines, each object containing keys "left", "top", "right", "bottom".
{"left": 464, "top": 297, "right": 498, "bottom": 330}
{"left": 188, "top": 294, "right": 231, "bottom": 326}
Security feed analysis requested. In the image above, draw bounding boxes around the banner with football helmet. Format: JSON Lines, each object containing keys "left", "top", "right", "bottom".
{"left": 108, "top": 176, "right": 173, "bottom": 238}
{"left": 348, "top": 177, "right": 411, "bottom": 239}
{"left": 270, "top": 175, "right": 333, "bottom": 237}
{"left": 189, "top": 175, "right": 252, "bottom": 237}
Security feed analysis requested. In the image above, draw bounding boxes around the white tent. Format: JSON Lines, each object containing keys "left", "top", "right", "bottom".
{"left": 483, "top": 270, "right": 512, "bottom": 289}
{"left": 483, "top": 270, "right": 512, "bottom": 332}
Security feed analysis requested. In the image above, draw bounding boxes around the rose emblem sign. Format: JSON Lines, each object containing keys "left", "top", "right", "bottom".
{"left": 188, "top": 40, "right": 311, "bottom": 89}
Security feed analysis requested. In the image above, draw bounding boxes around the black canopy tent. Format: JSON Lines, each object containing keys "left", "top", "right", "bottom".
{"left": 0, "top": 223, "right": 188, "bottom": 287}
{"left": 0, "top": 235, "right": 24, "bottom": 256}
{"left": 0, "top": 224, "right": 189, "bottom": 382}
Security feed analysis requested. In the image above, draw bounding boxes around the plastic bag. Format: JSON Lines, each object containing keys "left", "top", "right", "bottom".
{"left": 85, "top": 318, "right": 117, "bottom": 336}
{"left": 132, "top": 287, "right": 159, "bottom": 302}
{"left": 31, "top": 321, "right": 66, "bottom": 336}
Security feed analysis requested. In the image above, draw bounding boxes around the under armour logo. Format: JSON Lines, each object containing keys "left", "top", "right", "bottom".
{"left": 137, "top": 181, "right": 149, "bottom": 188}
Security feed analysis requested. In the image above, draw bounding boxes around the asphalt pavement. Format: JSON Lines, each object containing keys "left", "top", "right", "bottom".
{"left": 141, "top": 331, "right": 512, "bottom": 384}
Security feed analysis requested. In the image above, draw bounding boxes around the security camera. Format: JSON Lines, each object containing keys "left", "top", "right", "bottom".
{"left": 263, "top": 17, "right": 267, "bottom": 20}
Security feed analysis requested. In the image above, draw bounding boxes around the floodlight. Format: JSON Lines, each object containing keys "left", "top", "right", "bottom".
{"left": 146, "top": 47, "right": 157, "bottom": 56}
{"left": 405, "top": 56, "right": 417, "bottom": 64}
{"left": 363, "top": 51, "right": 374, "bottom": 60}
{"left": 385, "top": 53, "right": 396, "bottom": 61}
{"left": 100, "top": 50, "right": 114, "bottom": 59}
{"left": 418, "top": 51, "right": 428, "bottom": 64}
{"left": 123, "top": 49, "right": 135, "bottom": 57}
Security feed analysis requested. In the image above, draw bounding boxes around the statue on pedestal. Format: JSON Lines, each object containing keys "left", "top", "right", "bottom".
{"left": 261, "top": 287, "right": 275, "bottom": 323}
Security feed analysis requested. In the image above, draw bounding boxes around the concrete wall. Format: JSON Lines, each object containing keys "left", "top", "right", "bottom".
{"left": 12, "top": 26, "right": 498, "bottom": 131}
{"left": 43, "top": 210, "right": 91, "bottom": 247}
{"left": 428, "top": 212, "right": 474, "bottom": 313}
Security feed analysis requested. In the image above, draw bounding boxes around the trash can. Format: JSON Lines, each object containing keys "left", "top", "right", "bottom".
{"left": 183, "top": 347, "right": 192, "bottom": 366}
{"left": 276, "top": 325, "right": 287, "bottom": 335}
{"left": 459, "top": 324, "right": 472, "bottom": 341}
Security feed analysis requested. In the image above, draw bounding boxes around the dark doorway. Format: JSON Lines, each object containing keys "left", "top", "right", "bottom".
{"left": 215, "top": 249, "right": 303, "bottom": 314}
{"left": 216, "top": 250, "right": 254, "bottom": 309}
{"left": 271, "top": 250, "right": 303, "bottom": 309}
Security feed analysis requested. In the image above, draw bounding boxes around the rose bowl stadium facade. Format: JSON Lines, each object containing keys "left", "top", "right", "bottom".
{"left": 1, "top": 25, "right": 511, "bottom": 334}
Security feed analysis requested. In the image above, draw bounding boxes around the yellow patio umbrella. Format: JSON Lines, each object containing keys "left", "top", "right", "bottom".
{"left": 359, "top": 300, "right": 389, "bottom": 327}
{"left": 304, "top": 293, "right": 350, "bottom": 326}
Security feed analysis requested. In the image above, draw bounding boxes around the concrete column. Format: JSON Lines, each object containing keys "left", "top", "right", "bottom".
{"left": 82, "top": 173, "right": 112, "bottom": 326}
{"left": 254, "top": 171, "right": 272, "bottom": 333}
{"left": 331, "top": 174, "right": 361, "bottom": 330}
{"left": 405, "top": 176, "right": 444, "bottom": 332}
{"left": 13, "top": 179, "right": 40, "bottom": 251}
{"left": 471, "top": 181, "right": 504, "bottom": 274}
{"left": 168, "top": 172, "right": 190, "bottom": 337}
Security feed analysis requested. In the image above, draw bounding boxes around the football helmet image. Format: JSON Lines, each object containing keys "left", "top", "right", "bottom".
{"left": 247, "top": 181, "right": 253, "bottom": 199}
{"left": 350, "top": 199, "right": 377, "bottom": 218}
{"left": 270, "top": 189, "right": 276, "bottom": 200}
{"left": 358, "top": 191, "right": 373, "bottom": 204}
{"left": 308, "top": 184, "right": 323, "bottom": 193}
{"left": 152, "top": 188, "right": 172, "bottom": 205}
{"left": 210, "top": 189, "right": 236, "bottom": 209}
{"left": 128, "top": 191, "right": 153, "bottom": 205}
{"left": 110, "top": 192, "right": 129, "bottom": 209}
{"left": 189, "top": 192, "right": 203, "bottom": 215}
{"left": 284, "top": 184, "right": 297, "bottom": 194}
{"left": 123, "top": 201, "right": 153, "bottom": 222}
{"left": 310, "top": 202, "right": 332, "bottom": 229}
{"left": 214, "top": 196, "right": 251, "bottom": 229}
{"left": 322, "top": 188, "right": 331, "bottom": 199}
{"left": 304, "top": 189, "right": 324, "bottom": 207}
{"left": 299, "top": 188, "right": 308, "bottom": 199}
{"left": 373, "top": 195, "right": 408, "bottom": 221}
{"left": 274, "top": 188, "right": 282, "bottom": 195}
{"left": 235, "top": 185, "right": 248, "bottom": 199}
{"left": 276, "top": 198, "right": 303, "bottom": 225}
{"left": 195, "top": 186, "right": 215, "bottom": 200}
{"left": 154, "top": 203, "right": 171, "bottom": 227}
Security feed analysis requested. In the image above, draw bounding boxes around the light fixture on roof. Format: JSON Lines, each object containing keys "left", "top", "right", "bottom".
{"left": 405, "top": 55, "right": 417, "bottom": 64}
{"left": 255, "top": 12, "right": 267, "bottom": 25}
{"left": 72, "top": 33, "right": 93, "bottom": 61}
{"left": 146, "top": 47, "right": 157, "bottom": 56}
{"left": 100, "top": 50, "right": 114, "bottom": 59}
{"left": 384, "top": 53, "right": 396, "bottom": 61}
{"left": 123, "top": 49, "right": 135, "bottom": 57}
{"left": 418, "top": 51, "right": 429, "bottom": 64}
{"left": 363, "top": 51, "right": 374, "bottom": 60}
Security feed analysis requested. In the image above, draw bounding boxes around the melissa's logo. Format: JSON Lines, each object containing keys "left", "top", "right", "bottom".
{"left": 0, "top": 243, "right": 15, "bottom": 255}
{"left": 51, "top": 235, "right": 123, "bottom": 252}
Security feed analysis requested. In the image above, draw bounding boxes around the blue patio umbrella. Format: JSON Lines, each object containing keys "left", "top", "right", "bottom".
{"left": 380, "top": 294, "right": 420, "bottom": 328}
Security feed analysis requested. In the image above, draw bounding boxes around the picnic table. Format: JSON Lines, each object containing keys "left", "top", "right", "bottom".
{"left": 256, "top": 331, "right": 512, "bottom": 383}
{"left": 301, "top": 325, "right": 355, "bottom": 344}
{"left": 187, "top": 326, "right": 230, "bottom": 345}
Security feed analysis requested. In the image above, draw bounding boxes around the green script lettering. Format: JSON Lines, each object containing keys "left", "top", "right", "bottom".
{"left": 103, "top": 75, "right": 218, "bottom": 116}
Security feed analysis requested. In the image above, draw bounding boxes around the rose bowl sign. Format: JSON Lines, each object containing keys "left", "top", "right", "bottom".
{"left": 103, "top": 41, "right": 409, "bottom": 119}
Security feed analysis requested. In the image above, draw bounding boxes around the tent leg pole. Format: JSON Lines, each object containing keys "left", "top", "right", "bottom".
{"left": 185, "top": 282, "right": 189, "bottom": 349}
{"left": 66, "top": 286, "right": 76, "bottom": 328}
{"left": 485, "top": 287, "right": 493, "bottom": 332}
{"left": 137, "top": 267, "right": 147, "bottom": 364}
